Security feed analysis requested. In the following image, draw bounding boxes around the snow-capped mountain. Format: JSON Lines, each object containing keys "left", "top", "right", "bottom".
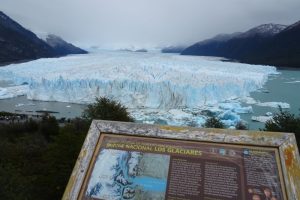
{"left": 181, "top": 21, "right": 300, "bottom": 67}
{"left": 279, "top": 20, "right": 300, "bottom": 32}
{"left": 0, "top": 11, "right": 87, "bottom": 65}
{"left": 244, "top": 20, "right": 300, "bottom": 67}
{"left": 181, "top": 23, "right": 287, "bottom": 58}
{"left": 197, "top": 32, "right": 243, "bottom": 45}
{"left": 44, "top": 34, "right": 87, "bottom": 56}
{"left": 0, "top": 11, "right": 55, "bottom": 64}
{"left": 237, "top": 24, "right": 287, "bottom": 38}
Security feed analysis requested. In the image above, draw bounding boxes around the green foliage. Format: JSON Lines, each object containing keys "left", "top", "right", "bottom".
{"left": 0, "top": 125, "right": 48, "bottom": 199}
{"left": 0, "top": 118, "right": 88, "bottom": 200}
{"left": 38, "top": 124, "right": 87, "bottom": 199}
{"left": 39, "top": 114, "right": 59, "bottom": 140}
{"left": 24, "top": 118, "right": 39, "bottom": 132}
{"left": 264, "top": 108, "right": 300, "bottom": 146}
{"left": 235, "top": 121, "right": 248, "bottom": 130}
{"left": 82, "top": 97, "right": 134, "bottom": 122}
{"left": 0, "top": 99, "right": 134, "bottom": 199}
{"left": 204, "top": 117, "right": 225, "bottom": 128}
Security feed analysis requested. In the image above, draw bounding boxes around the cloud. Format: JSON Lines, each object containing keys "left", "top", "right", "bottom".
{"left": 1, "top": 0, "right": 300, "bottom": 47}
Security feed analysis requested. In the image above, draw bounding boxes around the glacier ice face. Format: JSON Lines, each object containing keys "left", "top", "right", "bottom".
{"left": 0, "top": 51, "right": 277, "bottom": 107}
{"left": 0, "top": 51, "right": 278, "bottom": 127}
{"left": 0, "top": 85, "right": 28, "bottom": 99}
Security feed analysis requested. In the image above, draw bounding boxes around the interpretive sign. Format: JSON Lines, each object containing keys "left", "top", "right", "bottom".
{"left": 63, "top": 121, "right": 300, "bottom": 200}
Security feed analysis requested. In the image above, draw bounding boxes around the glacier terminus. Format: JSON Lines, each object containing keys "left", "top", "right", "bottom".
{"left": 0, "top": 50, "right": 279, "bottom": 127}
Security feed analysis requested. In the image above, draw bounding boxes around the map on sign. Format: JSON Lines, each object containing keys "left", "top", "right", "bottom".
{"left": 79, "top": 134, "right": 287, "bottom": 200}
{"left": 86, "top": 150, "right": 169, "bottom": 199}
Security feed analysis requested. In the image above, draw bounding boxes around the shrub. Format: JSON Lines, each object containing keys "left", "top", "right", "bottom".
{"left": 264, "top": 108, "right": 300, "bottom": 146}
{"left": 235, "top": 121, "right": 248, "bottom": 130}
{"left": 0, "top": 96, "right": 135, "bottom": 200}
{"left": 39, "top": 114, "right": 59, "bottom": 140}
{"left": 82, "top": 97, "right": 134, "bottom": 122}
{"left": 204, "top": 117, "right": 225, "bottom": 128}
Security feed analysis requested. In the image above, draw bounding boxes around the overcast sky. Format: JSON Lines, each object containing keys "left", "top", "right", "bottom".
{"left": 1, "top": 0, "right": 300, "bottom": 48}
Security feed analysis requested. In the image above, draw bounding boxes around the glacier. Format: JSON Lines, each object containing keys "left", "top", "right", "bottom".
{"left": 0, "top": 85, "right": 28, "bottom": 99}
{"left": 0, "top": 51, "right": 278, "bottom": 127}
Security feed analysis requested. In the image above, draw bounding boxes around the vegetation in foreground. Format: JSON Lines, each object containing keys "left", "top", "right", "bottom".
{"left": 264, "top": 108, "right": 300, "bottom": 147}
{"left": 0, "top": 97, "right": 132, "bottom": 200}
{"left": 82, "top": 97, "right": 134, "bottom": 123}
{"left": 204, "top": 117, "right": 225, "bottom": 129}
{"left": 203, "top": 108, "right": 300, "bottom": 147}
{"left": 0, "top": 98, "right": 299, "bottom": 199}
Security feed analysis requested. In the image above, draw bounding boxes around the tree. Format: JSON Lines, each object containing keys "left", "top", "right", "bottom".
{"left": 204, "top": 117, "right": 225, "bottom": 128}
{"left": 235, "top": 121, "right": 248, "bottom": 130}
{"left": 264, "top": 108, "right": 300, "bottom": 132}
{"left": 39, "top": 113, "right": 59, "bottom": 140}
{"left": 82, "top": 97, "right": 134, "bottom": 122}
{"left": 0, "top": 116, "right": 89, "bottom": 200}
{"left": 264, "top": 108, "right": 300, "bottom": 146}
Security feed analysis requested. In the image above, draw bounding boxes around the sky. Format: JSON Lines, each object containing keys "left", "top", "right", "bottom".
{"left": 1, "top": 0, "right": 300, "bottom": 48}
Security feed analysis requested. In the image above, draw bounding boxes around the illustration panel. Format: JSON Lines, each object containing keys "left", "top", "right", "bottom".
{"left": 85, "top": 149, "right": 170, "bottom": 200}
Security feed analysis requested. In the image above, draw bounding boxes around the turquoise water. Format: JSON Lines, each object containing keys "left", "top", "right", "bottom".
{"left": 0, "top": 95, "right": 86, "bottom": 119}
{"left": 241, "top": 69, "right": 300, "bottom": 130}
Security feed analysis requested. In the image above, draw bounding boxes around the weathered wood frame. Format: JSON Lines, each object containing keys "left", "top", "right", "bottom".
{"left": 63, "top": 120, "right": 300, "bottom": 200}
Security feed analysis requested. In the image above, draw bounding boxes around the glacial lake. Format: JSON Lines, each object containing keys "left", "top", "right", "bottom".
{"left": 0, "top": 68, "right": 299, "bottom": 130}
{"left": 241, "top": 68, "right": 300, "bottom": 130}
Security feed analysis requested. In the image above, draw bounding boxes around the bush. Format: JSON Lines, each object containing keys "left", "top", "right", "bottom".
{"left": 39, "top": 114, "right": 60, "bottom": 140}
{"left": 264, "top": 108, "right": 300, "bottom": 132}
{"left": 204, "top": 117, "right": 225, "bottom": 128}
{"left": 0, "top": 117, "right": 88, "bottom": 200}
{"left": 82, "top": 97, "right": 134, "bottom": 122}
{"left": 235, "top": 121, "right": 248, "bottom": 130}
{"left": 0, "top": 97, "right": 135, "bottom": 199}
{"left": 264, "top": 108, "right": 300, "bottom": 146}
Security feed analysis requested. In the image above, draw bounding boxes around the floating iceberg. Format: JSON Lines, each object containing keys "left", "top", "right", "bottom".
{"left": 265, "top": 112, "right": 273, "bottom": 116}
{"left": 285, "top": 80, "right": 300, "bottom": 84}
{"left": 251, "top": 116, "right": 273, "bottom": 123}
{"left": 218, "top": 110, "right": 241, "bottom": 127}
{"left": 218, "top": 102, "right": 253, "bottom": 114}
{"left": 0, "top": 51, "right": 278, "bottom": 127}
{"left": 256, "top": 102, "right": 290, "bottom": 109}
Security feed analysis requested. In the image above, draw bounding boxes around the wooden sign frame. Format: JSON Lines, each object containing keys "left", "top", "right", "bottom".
{"left": 63, "top": 120, "right": 300, "bottom": 200}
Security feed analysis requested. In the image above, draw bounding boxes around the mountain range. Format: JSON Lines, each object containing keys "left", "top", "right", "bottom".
{"left": 0, "top": 11, "right": 87, "bottom": 65}
{"left": 181, "top": 22, "right": 300, "bottom": 68}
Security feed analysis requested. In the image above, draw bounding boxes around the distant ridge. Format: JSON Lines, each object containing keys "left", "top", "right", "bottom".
{"left": 44, "top": 34, "right": 87, "bottom": 56}
{"left": 0, "top": 11, "right": 87, "bottom": 65}
{"left": 181, "top": 22, "right": 300, "bottom": 68}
